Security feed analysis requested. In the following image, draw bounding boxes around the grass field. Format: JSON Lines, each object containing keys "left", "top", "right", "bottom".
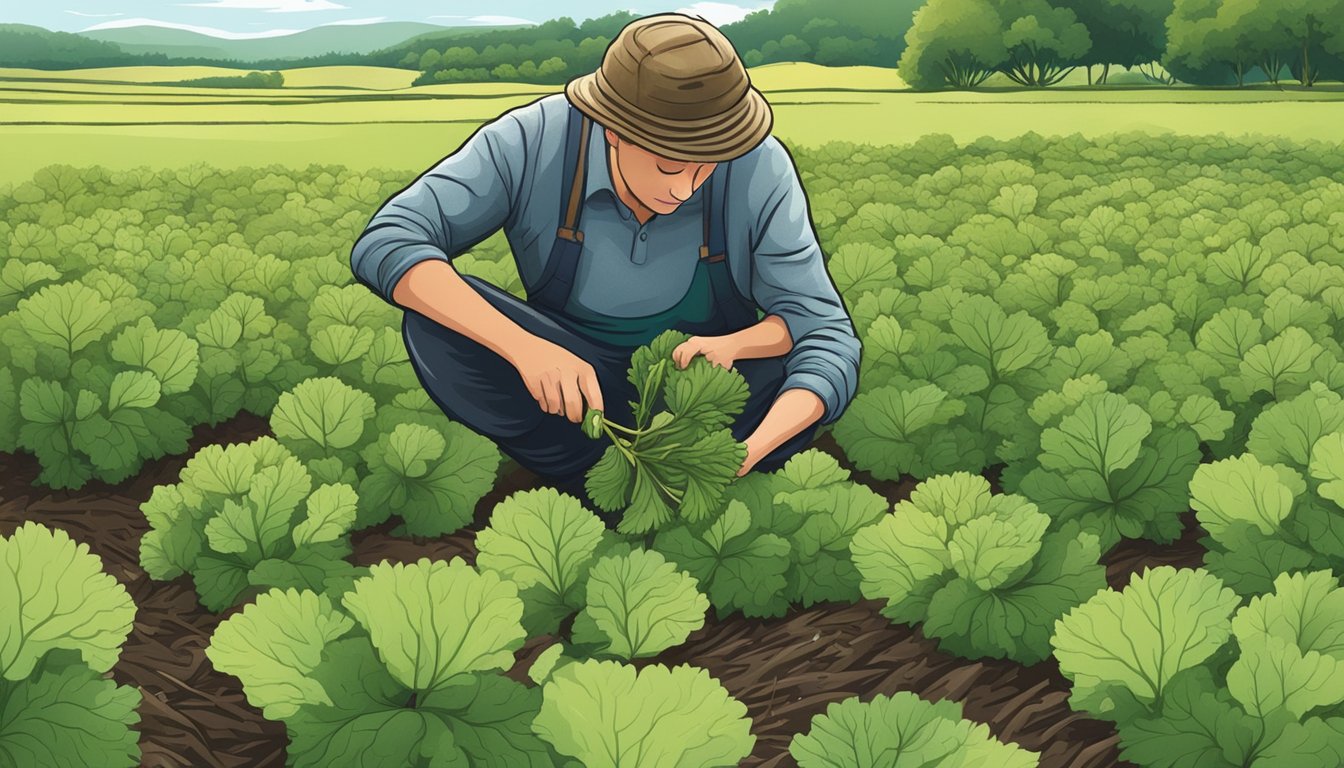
{"left": 1, "top": 62, "right": 1342, "bottom": 184}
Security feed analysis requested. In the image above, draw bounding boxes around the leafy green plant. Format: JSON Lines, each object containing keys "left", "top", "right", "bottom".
{"left": 789, "top": 691, "right": 1039, "bottom": 767}
{"left": 474, "top": 488, "right": 711, "bottom": 658}
{"left": 1, "top": 522, "right": 140, "bottom": 766}
{"left": 582, "top": 330, "right": 748, "bottom": 534}
{"left": 1052, "top": 567, "right": 1344, "bottom": 768}
{"left": 139, "top": 436, "right": 366, "bottom": 611}
{"left": 1011, "top": 389, "right": 1202, "bottom": 551}
{"left": 851, "top": 472, "right": 1106, "bottom": 663}
{"left": 654, "top": 449, "right": 886, "bottom": 616}
{"left": 532, "top": 660, "right": 754, "bottom": 768}
{"left": 206, "top": 559, "right": 560, "bottom": 767}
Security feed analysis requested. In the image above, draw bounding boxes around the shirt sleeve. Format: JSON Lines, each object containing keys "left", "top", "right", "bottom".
{"left": 349, "top": 109, "right": 531, "bottom": 306}
{"left": 738, "top": 137, "right": 861, "bottom": 425}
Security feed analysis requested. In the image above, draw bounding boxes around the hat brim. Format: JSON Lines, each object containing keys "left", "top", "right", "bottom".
{"left": 565, "top": 72, "right": 773, "bottom": 163}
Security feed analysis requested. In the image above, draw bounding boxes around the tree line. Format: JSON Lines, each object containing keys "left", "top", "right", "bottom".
{"left": 900, "top": 0, "right": 1344, "bottom": 89}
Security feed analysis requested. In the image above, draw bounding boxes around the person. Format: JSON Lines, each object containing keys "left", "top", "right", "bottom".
{"left": 349, "top": 12, "right": 860, "bottom": 511}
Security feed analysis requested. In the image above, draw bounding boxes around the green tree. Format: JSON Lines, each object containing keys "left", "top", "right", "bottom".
{"left": 1059, "top": 0, "right": 1174, "bottom": 83}
{"left": 1163, "top": 0, "right": 1242, "bottom": 85}
{"left": 995, "top": 0, "right": 1092, "bottom": 86}
{"left": 417, "top": 49, "right": 440, "bottom": 71}
{"left": 900, "top": 0, "right": 1009, "bottom": 88}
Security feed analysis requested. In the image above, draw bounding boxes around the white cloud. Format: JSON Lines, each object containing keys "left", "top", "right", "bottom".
{"left": 674, "top": 1, "right": 773, "bottom": 26}
{"left": 176, "top": 0, "right": 347, "bottom": 12}
{"left": 65, "top": 10, "right": 125, "bottom": 17}
{"left": 79, "top": 17, "right": 303, "bottom": 39}
{"left": 318, "top": 16, "right": 387, "bottom": 26}
{"left": 427, "top": 15, "right": 537, "bottom": 26}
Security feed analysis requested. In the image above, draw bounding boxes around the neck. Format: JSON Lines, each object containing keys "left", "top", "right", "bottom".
{"left": 608, "top": 145, "right": 656, "bottom": 226}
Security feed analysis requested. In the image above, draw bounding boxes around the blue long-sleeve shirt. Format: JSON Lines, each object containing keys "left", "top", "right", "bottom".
{"left": 349, "top": 93, "right": 860, "bottom": 424}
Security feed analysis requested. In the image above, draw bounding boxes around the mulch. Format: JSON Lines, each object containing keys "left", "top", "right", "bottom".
{"left": 0, "top": 416, "right": 1209, "bottom": 768}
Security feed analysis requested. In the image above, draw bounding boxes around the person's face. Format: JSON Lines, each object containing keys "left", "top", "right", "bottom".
{"left": 606, "top": 128, "right": 716, "bottom": 216}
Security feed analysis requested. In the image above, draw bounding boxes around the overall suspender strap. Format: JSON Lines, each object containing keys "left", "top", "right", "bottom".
{"left": 700, "top": 166, "right": 760, "bottom": 329}
{"left": 530, "top": 104, "right": 590, "bottom": 309}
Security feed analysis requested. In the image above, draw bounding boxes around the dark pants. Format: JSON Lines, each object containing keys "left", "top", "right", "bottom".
{"left": 401, "top": 275, "right": 817, "bottom": 489}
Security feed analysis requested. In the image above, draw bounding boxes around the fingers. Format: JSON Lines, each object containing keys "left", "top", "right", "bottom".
{"left": 559, "top": 375, "right": 584, "bottom": 423}
{"left": 578, "top": 367, "right": 605, "bottom": 413}
{"left": 673, "top": 339, "right": 706, "bottom": 369}
{"left": 538, "top": 374, "right": 561, "bottom": 416}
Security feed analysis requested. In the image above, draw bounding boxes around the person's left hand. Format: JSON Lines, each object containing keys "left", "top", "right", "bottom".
{"left": 672, "top": 334, "right": 741, "bottom": 370}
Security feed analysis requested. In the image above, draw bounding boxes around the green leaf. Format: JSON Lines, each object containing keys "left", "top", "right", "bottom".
{"left": 571, "top": 548, "right": 708, "bottom": 659}
{"left": 1246, "top": 383, "right": 1344, "bottom": 473}
{"left": 17, "top": 281, "right": 115, "bottom": 356}
{"left": 533, "top": 660, "right": 754, "bottom": 768}
{"left": 476, "top": 488, "right": 606, "bottom": 608}
{"left": 585, "top": 445, "right": 632, "bottom": 512}
{"left": 948, "top": 294, "right": 1052, "bottom": 377}
{"left": 1226, "top": 570, "right": 1344, "bottom": 718}
{"left": 1118, "top": 667, "right": 1283, "bottom": 768}
{"left": 926, "top": 529, "right": 1106, "bottom": 664}
{"left": 1179, "top": 395, "right": 1235, "bottom": 443}
{"left": 1052, "top": 567, "right": 1239, "bottom": 710}
{"left": 832, "top": 383, "right": 965, "bottom": 480}
{"left": 341, "top": 557, "right": 526, "bottom": 693}
{"left": 664, "top": 356, "right": 749, "bottom": 435}
{"left": 203, "top": 458, "right": 311, "bottom": 558}
{"left": 789, "top": 690, "right": 1038, "bottom": 768}
{"left": 1039, "top": 392, "right": 1151, "bottom": 476}
{"left": 0, "top": 654, "right": 140, "bottom": 768}
{"left": 270, "top": 376, "right": 375, "bottom": 454}
{"left": 1189, "top": 454, "right": 1300, "bottom": 541}
{"left": 947, "top": 500, "right": 1049, "bottom": 590}
{"left": 292, "top": 483, "right": 358, "bottom": 548}
{"left": 1310, "top": 432, "right": 1344, "bottom": 507}
{"left": 109, "top": 317, "right": 199, "bottom": 395}
{"left": 420, "top": 674, "right": 556, "bottom": 768}
{"left": 107, "top": 370, "right": 161, "bottom": 411}
{"left": 655, "top": 500, "right": 792, "bottom": 618}
{"left": 311, "top": 324, "right": 375, "bottom": 367}
{"left": 851, "top": 506, "right": 951, "bottom": 624}
{"left": 0, "top": 522, "right": 136, "bottom": 679}
{"left": 204, "top": 587, "right": 354, "bottom": 719}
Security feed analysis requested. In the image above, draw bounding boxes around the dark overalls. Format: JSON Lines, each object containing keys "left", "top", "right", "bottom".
{"left": 401, "top": 103, "right": 818, "bottom": 504}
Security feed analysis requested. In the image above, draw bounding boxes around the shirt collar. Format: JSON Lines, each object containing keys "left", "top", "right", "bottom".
{"left": 583, "top": 121, "right": 615, "bottom": 203}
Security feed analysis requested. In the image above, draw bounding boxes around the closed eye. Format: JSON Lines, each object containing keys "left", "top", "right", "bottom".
{"left": 656, "top": 164, "right": 682, "bottom": 175}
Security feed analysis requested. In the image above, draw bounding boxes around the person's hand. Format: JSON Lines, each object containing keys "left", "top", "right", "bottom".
{"left": 508, "top": 336, "right": 604, "bottom": 424}
{"left": 672, "top": 334, "right": 741, "bottom": 370}
{"left": 737, "top": 436, "right": 763, "bottom": 477}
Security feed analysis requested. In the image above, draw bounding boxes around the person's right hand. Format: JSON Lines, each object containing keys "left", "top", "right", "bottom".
{"left": 508, "top": 336, "right": 605, "bottom": 424}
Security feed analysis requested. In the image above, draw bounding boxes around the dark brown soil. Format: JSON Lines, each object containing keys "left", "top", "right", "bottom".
{"left": 0, "top": 418, "right": 1208, "bottom": 768}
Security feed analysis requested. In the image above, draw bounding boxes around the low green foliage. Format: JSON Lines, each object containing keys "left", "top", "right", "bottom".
{"left": 582, "top": 330, "right": 748, "bottom": 534}
{"left": 790, "top": 691, "right": 1039, "bottom": 767}
{"left": 533, "top": 660, "right": 755, "bottom": 768}
{"left": 851, "top": 472, "right": 1106, "bottom": 663}
{"left": 206, "top": 559, "right": 561, "bottom": 768}
{"left": 1052, "top": 566, "right": 1344, "bottom": 767}
{"left": 139, "top": 436, "right": 367, "bottom": 611}
{"left": 0, "top": 522, "right": 140, "bottom": 766}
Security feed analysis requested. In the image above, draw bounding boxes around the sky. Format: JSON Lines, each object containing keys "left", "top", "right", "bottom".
{"left": 12, "top": 1, "right": 777, "bottom": 39}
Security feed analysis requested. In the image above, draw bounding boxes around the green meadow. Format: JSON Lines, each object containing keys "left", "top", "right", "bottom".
{"left": 1, "top": 61, "right": 1342, "bottom": 183}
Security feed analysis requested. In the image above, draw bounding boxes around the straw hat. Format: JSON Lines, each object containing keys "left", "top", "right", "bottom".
{"left": 564, "top": 13, "right": 773, "bottom": 162}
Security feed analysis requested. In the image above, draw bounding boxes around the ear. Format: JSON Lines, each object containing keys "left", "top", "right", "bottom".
{"left": 604, "top": 128, "right": 620, "bottom": 147}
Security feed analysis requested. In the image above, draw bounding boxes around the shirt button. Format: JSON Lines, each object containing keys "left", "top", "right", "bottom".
{"left": 639, "top": 231, "right": 647, "bottom": 241}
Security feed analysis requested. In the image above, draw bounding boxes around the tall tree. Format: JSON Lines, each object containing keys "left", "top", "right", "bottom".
{"left": 1163, "top": 0, "right": 1241, "bottom": 85}
{"left": 994, "top": 0, "right": 1092, "bottom": 86}
{"left": 899, "top": 0, "right": 1009, "bottom": 88}
{"left": 1059, "top": 0, "right": 1174, "bottom": 83}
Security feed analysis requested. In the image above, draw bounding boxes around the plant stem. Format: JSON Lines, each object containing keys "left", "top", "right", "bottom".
{"left": 601, "top": 424, "right": 638, "bottom": 466}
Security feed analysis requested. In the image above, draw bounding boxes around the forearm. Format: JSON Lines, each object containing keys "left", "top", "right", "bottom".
{"left": 741, "top": 387, "right": 825, "bottom": 474}
{"left": 391, "top": 259, "right": 536, "bottom": 364}
{"left": 729, "top": 314, "right": 793, "bottom": 360}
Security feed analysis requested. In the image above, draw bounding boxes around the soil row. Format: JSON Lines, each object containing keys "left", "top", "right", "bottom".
{"left": 0, "top": 416, "right": 1206, "bottom": 767}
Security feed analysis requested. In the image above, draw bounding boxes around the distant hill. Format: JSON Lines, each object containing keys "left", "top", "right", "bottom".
{"left": 77, "top": 21, "right": 507, "bottom": 63}
{"left": 0, "top": 23, "right": 133, "bottom": 68}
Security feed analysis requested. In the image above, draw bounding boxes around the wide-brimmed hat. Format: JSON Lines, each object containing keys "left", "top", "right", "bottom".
{"left": 565, "top": 13, "right": 773, "bottom": 163}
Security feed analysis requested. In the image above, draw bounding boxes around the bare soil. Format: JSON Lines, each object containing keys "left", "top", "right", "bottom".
{"left": 0, "top": 418, "right": 1207, "bottom": 767}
